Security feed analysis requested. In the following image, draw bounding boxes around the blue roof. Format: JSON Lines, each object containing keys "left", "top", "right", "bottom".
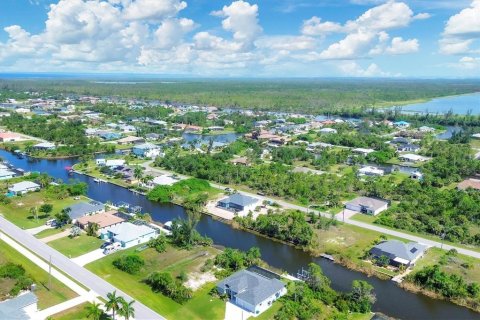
{"left": 394, "top": 121, "right": 410, "bottom": 125}
{"left": 66, "top": 201, "right": 104, "bottom": 219}
{"left": 0, "top": 292, "right": 37, "bottom": 319}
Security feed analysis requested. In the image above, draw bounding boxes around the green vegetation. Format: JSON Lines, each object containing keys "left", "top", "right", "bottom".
{"left": 147, "top": 178, "right": 218, "bottom": 203}
{"left": 0, "top": 263, "right": 33, "bottom": 299}
{"left": 214, "top": 247, "right": 261, "bottom": 273}
{"left": 51, "top": 302, "right": 90, "bottom": 320}
{"left": 113, "top": 254, "right": 145, "bottom": 274}
{"left": 48, "top": 234, "right": 104, "bottom": 258}
{"left": 0, "top": 239, "right": 77, "bottom": 309}
{"left": 145, "top": 272, "right": 193, "bottom": 304}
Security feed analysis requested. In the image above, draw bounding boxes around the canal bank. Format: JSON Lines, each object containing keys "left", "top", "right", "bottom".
{"left": 0, "top": 149, "right": 478, "bottom": 320}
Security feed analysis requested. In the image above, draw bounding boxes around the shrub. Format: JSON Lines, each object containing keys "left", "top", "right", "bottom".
{"left": 112, "top": 255, "right": 145, "bottom": 274}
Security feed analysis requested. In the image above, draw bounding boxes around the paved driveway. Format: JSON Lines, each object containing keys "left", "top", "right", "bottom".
{"left": 72, "top": 248, "right": 106, "bottom": 266}
{"left": 0, "top": 216, "right": 165, "bottom": 320}
{"left": 224, "top": 302, "right": 252, "bottom": 320}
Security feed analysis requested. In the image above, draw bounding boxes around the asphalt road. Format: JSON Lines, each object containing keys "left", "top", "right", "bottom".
{"left": 143, "top": 161, "right": 480, "bottom": 260}
{"left": 0, "top": 216, "right": 165, "bottom": 320}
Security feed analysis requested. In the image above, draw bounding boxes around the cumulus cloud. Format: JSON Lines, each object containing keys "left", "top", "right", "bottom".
{"left": 440, "top": 0, "right": 480, "bottom": 55}
{"left": 337, "top": 61, "right": 390, "bottom": 77}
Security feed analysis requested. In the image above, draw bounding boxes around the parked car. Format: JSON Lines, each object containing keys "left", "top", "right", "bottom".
{"left": 45, "top": 219, "right": 57, "bottom": 227}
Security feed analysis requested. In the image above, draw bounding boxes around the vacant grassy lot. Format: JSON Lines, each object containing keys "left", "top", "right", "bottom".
{"left": 412, "top": 247, "right": 480, "bottom": 284}
{"left": 0, "top": 190, "right": 85, "bottom": 229}
{"left": 35, "top": 226, "right": 69, "bottom": 239}
{"left": 0, "top": 239, "right": 77, "bottom": 309}
{"left": 86, "top": 244, "right": 225, "bottom": 319}
{"left": 48, "top": 234, "right": 104, "bottom": 258}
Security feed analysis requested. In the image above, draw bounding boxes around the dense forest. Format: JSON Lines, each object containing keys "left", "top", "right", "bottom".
{"left": 2, "top": 78, "right": 480, "bottom": 113}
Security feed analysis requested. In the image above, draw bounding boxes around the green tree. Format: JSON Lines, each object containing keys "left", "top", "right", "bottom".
{"left": 119, "top": 299, "right": 135, "bottom": 320}
{"left": 84, "top": 302, "right": 103, "bottom": 320}
{"left": 105, "top": 291, "right": 125, "bottom": 320}
{"left": 86, "top": 222, "right": 99, "bottom": 237}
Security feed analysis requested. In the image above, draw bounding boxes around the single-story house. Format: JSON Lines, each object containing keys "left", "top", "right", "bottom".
{"left": 99, "top": 132, "right": 121, "bottom": 141}
{"left": 132, "top": 143, "right": 162, "bottom": 158}
{"left": 8, "top": 181, "right": 40, "bottom": 195}
{"left": 419, "top": 126, "right": 435, "bottom": 133}
{"left": 0, "top": 132, "right": 22, "bottom": 142}
{"left": 394, "top": 121, "right": 410, "bottom": 129}
{"left": 145, "top": 133, "right": 161, "bottom": 140}
{"left": 33, "top": 142, "right": 55, "bottom": 150}
{"left": 65, "top": 201, "right": 105, "bottom": 221}
{"left": 104, "top": 159, "right": 126, "bottom": 167}
{"left": 100, "top": 222, "right": 158, "bottom": 248}
{"left": 217, "top": 267, "right": 286, "bottom": 315}
{"left": 217, "top": 193, "right": 259, "bottom": 215}
{"left": 345, "top": 196, "right": 389, "bottom": 216}
{"left": 457, "top": 178, "right": 480, "bottom": 191}
{"left": 397, "top": 144, "right": 420, "bottom": 153}
{"left": 230, "top": 157, "right": 250, "bottom": 166}
{"left": 352, "top": 148, "right": 375, "bottom": 157}
{"left": 398, "top": 154, "right": 430, "bottom": 163}
{"left": 76, "top": 210, "right": 125, "bottom": 232}
{"left": 0, "top": 292, "right": 38, "bottom": 320}
{"left": 0, "top": 169, "right": 16, "bottom": 180}
{"left": 358, "top": 166, "right": 384, "bottom": 177}
{"left": 116, "top": 136, "right": 145, "bottom": 145}
{"left": 369, "top": 240, "right": 428, "bottom": 267}
{"left": 151, "top": 175, "right": 178, "bottom": 186}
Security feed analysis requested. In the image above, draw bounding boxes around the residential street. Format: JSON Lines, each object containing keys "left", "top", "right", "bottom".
{"left": 0, "top": 216, "right": 165, "bottom": 320}
{"left": 142, "top": 161, "right": 480, "bottom": 260}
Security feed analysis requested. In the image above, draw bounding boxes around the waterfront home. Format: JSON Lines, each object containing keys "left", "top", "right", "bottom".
{"left": 65, "top": 201, "right": 105, "bottom": 221}
{"left": 230, "top": 157, "right": 250, "bottom": 166}
{"left": 116, "top": 136, "right": 145, "bottom": 145}
{"left": 132, "top": 143, "right": 162, "bottom": 158}
{"left": 150, "top": 175, "right": 178, "bottom": 187}
{"left": 100, "top": 222, "right": 158, "bottom": 248}
{"left": 418, "top": 126, "right": 435, "bottom": 133}
{"left": 0, "top": 292, "right": 38, "bottom": 320}
{"left": 8, "top": 181, "right": 40, "bottom": 195}
{"left": 352, "top": 148, "right": 375, "bottom": 157}
{"left": 397, "top": 143, "right": 420, "bottom": 153}
{"left": 33, "top": 142, "right": 55, "bottom": 150}
{"left": 217, "top": 193, "right": 259, "bottom": 216}
{"left": 394, "top": 121, "right": 410, "bottom": 129}
{"left": 99, "top": 132, "right": 121, "bottom": 141}
{"left": 358, "top": 166, "right": 384, "bottom": 177}
{"left": 76, "top": 210, "right": 125, "bottom": 233}
{"left": 104, "top": 159, "right": 126, "bottom": 167}
{"left": 472, "top": 133, "right": 480, "bottom": 140}
{"left": 216, "top": 267, "right": 286, "bottom": 316}
{"left": 0, "top": 132, "right": 22, "bottom": 142}
{"left": 398, "top": 154, "right": 430, "bottom": 163}
{"left": 0, "top": 169, "right": 16, "bottom": 180}
{"left": 345, "top": 196, "right": 388, "bottom": 216}
{"left": 369, "top": 240, "right": 427, "bottom": 267}
{"left": 457, "top": 178, "right": 480, "bottom": 191}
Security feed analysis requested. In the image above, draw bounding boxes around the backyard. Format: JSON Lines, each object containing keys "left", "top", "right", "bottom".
{"left": 86, "top": 244, "right": 225, "bottom": 319}
{"left": 0, "top": 239, "right": 77, "bottom": 310}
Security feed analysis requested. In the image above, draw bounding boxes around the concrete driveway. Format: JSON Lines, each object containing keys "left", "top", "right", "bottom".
{"left": 72, "top": 248, "right": 106, "bottom": 266}
{"left": 225, "top": 302, "right": 253, "bottom": 320}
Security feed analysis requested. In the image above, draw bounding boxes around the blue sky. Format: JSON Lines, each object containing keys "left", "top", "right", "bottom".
{"left": 0, "top": 0, "right": 479, "bottom": 77}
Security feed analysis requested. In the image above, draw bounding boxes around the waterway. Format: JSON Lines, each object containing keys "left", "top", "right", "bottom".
{"left": 395, "top": 92, "right": 480, "bottom": 115}
{"left": 0, "top": 149, "right": 478, "bottom": 320}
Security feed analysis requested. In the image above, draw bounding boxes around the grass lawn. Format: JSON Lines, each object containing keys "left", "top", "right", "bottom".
{"left": 0, "top": 190, "right": 86, "bottom": 229}
{"left": 86, "top": 244, "right": 225, "bottom": 319}
{"left": 35, "top": 226, "right": 69, "bottom": 239}
{"left": 350, "top": 213, "right": 480, "bottom": 254}
{"left": 51, "top": 302, "right": 89, "bottom": 320}
{"left": 48, "top": 234, "right": 104, "bottom": 258}
{"left": 412, "top": 247, "right": 480, "bottom": 284}
{"left": 255, "top": 301, "right": 282, "bottom": 320}
{"left": 0, "top": 240, "right": 77, "bottom": 310}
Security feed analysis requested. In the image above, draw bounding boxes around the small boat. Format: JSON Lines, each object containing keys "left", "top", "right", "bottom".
{"left": 320, "top": 253, "right": 335, "bottom": 262}
{"left": 93, "top": 178, "right": 100, "bottom": 183}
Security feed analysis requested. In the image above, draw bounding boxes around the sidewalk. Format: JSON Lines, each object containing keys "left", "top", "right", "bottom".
{"left": 41, "top": 229, "right": 70, "bottom": 243}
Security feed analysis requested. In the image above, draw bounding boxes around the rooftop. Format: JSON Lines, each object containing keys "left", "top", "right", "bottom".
{"left": 0, "top": 292, "right": 37, "bottom": 320}
{"left": 76, "top": 211, "right": 125, "bottom": 229}
{"left": 346, "top": 196, "right": 388, "bottom": 211}
{"left": 8, "top": 181, "right": 40, "bottom": 192}
{"left": 457, "top": 178, "right": 480, "bottom": 191}
{"left": 219, "top": 193, "right": 259, "bottom": 207}
{"left": 370, "top": 240, "right": 427, "bottom": 262}
{"left": 107, "top": 222, "right": 156, "bottom": 243}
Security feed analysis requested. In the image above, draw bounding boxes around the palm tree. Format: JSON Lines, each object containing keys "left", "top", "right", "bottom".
{"left": 119, "top": 299, "right": 135, "bottom": 320}
{"left": 84, "top": 302, "right": 103, "bottom": 320}
{"left": 30, "top": 207, "right": 38, "bottom": 221}
{"left": 105, "top": 291, "right": 125, "bottom": 320}
{"left": 86, "top": 222, "right": 99, "bottom": 237}
{"left": 133, "top": 166, "right": 143, "bottom": 180}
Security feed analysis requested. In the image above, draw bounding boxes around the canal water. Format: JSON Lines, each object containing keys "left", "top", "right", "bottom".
{"left": 0, "top": 150, "right": 478, "bottom": 320}
{"left": 392, "top": 92, "right": 480, "bottom": 115}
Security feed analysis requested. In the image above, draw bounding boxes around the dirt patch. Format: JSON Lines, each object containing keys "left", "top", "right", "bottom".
{"left": 184, "top": 271, "right": 217, "bottom": 291}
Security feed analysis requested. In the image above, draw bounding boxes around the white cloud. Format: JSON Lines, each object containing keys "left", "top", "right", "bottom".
{"left": 440, "top": 0, "right": 480, "bottom": 55}
{"left": 302, "top": 17, "right": 344, "bottom": 36}
{"left": 457, "top": 56, "right": 480, "bottom": 69}
{"left": 122, "top": 0, "right": 187, "bottom": 21}
{"left": 337, "top": 61, "right": 390, "bottom": 77}
{"left": 154, "top": 18, "right": 197, "bottom": 49}
{"left": 319, "top": 30, "right": 377, "bottom": 59}
{"left": 385, "top": 37, "right": 419, "bottom": 54}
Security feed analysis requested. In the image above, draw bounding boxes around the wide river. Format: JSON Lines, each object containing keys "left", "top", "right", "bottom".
{"left": 395, "top": 92, "right": 480, "bottom": 115}
{"left": 1, "top": 150, "right": 478, "bottom": 320}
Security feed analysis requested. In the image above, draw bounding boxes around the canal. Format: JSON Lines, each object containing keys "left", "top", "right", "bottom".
{"left": 0, "top": 149, "right": 477, "bottom": 320}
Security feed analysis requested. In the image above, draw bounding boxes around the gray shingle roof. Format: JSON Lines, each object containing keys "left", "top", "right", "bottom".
{"left": 370, "top": 240, "right": 427, "bottom": 262}
{"left": 346, "top": 196, "right": 388, "bottom": 211}
{"left": 217, "top": 270, "right": 285, "bottom": 306}
{"left": 219, "top": 193, "right": 259, "bottom": 207}
{"left": 0, "top": 292, "right": 37, "bottom": 320}
{"left": 66, "top": 201, "right": 104, "bottom": 219}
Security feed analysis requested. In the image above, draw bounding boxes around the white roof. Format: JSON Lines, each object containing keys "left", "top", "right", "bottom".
{"left": 105, "top": 159, "right": 125, "bottom": 166}
{"left": 107, "top": 222, "right": 156, "bottom": 243}
{"left": 9, "top": 181, "right": 40, "bottom": 192}
{"left": 0, "top": 169, "right": 15, "bottom": 177}
{"left": 353, "top": 148, "right": 375, "bottom": 154}
{"left": 400, "top": 154, "right": 429, "bottom": 161}
{"left": 152, "top": 175, "right": 177, "bottom": 186}
{"left": 359, "top": 166, "right": 384, "bottom": 174}
{"left": 34, "top": 142, "right": 55, "bottom": 148}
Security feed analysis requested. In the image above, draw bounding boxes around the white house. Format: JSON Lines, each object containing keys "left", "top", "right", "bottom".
{"left": 358, "top": 166, "right": 384, "bottom": 177}
{"left": 8, "top": 181, "right": 40, "bottom": 195}
{"left": 345, "top": 196, "right": 389, "bottom": 216}
{"left": 132, "top": 143, "right": 162, "bottom": 158}
{"left": 352, "top": 148, "right": 375, "bottom": 157}
{"left": 319, "top": 128, "right": 337, "bottom": 134}
{"left": 0, "top": 169, "right": 16, "bottom": 180}
{"left": 100, "top": 222, "right": 158, "bottom": 248}
{"left": 33, "top": 142, "right": 55, "bottom": 150}
{"left": 217, "top": 268, "right": 286, "bottom": 316}
{"left": 217, "top": 193, "right": 259, "bottom": 216}
{"left": 105, "top": 159, "right": 126, "bottom": 167}
{"left": 399, "top": 154, "right": 430, "bottom": 163}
